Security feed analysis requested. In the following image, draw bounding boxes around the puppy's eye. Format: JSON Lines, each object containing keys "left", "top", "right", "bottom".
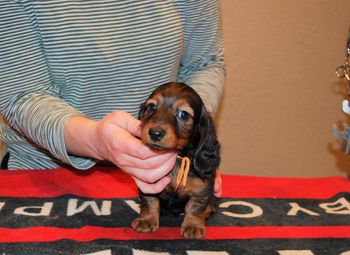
{"left": 147, "top": 103, "right": 157, "bottom": 112}
{"left": 177, "top": 111, "right": 189, "bottom": 121}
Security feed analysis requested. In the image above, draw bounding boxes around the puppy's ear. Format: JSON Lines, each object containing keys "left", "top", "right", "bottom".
{"left": 192, "top": 108, "right": 221, "bottom": 178}
{"left": 138, "top": 102, "right": 147, "bottom": 120}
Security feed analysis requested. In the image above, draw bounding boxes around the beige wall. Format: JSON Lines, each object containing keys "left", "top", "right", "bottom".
{"left": 218, "top": 0, "right": 350, "bottom": 177}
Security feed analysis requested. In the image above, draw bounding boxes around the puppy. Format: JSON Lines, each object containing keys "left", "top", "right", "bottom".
{"left": 131, "top": 82, "right": 221, "bottom": 239}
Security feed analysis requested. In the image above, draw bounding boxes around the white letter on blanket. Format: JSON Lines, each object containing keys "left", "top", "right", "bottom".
{"left": 67, "top": 199, "right": 111, "bottom": 216}
{"left": 133, "top": 249, "right": 170, "bottom": 255}
{"left": 187, "top": 251, "right": 229, "bottom": 255}
{"left": 0, "top": 202, "right": 5, "bottom": 212}
{"left": 124, "top": 199, "right": 140, "bottom": 214}
{"left": 287, "top": 203, "right": 320, "bottom": 216}
{"left": 219, "top": 201, "right": 263, "bottom": 218}
{"left": 319, "top": 197, "right": 350, "bottom": 215}
{"left": 81, "top": 249, "right": 113, "bottom": 255}
{"left": 14, "top": 202, "right": 53, "bottom": 216}
{"left": 278, "top": 251, "right": 314, "bottom": 255}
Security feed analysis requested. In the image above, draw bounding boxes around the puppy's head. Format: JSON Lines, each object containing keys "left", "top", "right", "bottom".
{"left": 139, "top": 82, "right": 220, "bottom": 178}
{"left": 139, "top": 82, "right": 197, "bottom": 150}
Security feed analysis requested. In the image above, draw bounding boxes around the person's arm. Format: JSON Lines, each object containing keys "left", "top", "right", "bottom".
{"left": 0, "top": 3, "right": 176, "bottom": 194}
{"left": 0, "top": 2, "right": 95, "bottom": 169}
{"left": 178, "top": 0, "right": 225, "bottom": 115}
{"left": 64, "top": 112, "right": 177, "bottom": 194}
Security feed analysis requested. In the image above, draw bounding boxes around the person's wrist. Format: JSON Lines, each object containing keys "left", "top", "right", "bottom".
{"left": 64, "top": 116, "right": 101, "bottom": 159}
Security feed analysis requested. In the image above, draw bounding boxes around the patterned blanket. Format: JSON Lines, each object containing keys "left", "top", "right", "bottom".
{"left": 0, "top": 167, "right": 349, "bottom": 255}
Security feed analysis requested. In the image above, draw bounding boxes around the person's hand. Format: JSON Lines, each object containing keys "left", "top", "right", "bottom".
{"left": 214, "top": 169, "right": 222, "bottom": 197}
{"left": 95, "top": 111, "right": 177, "bottom": 193}
{"left": 65, "top": 111, "right": 177, "bottom": 194}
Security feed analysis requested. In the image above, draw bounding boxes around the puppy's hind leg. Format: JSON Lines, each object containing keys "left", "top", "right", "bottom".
{"left": 132, "top": 194, "right": 160, "bottom": 233}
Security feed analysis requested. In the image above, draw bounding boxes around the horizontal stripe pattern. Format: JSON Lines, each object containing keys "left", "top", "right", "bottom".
{"left": 0, "top": 0, "right": 225, "bottom": 169}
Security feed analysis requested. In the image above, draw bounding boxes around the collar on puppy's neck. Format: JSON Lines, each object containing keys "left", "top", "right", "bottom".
{"left": 175, "top": 156, "right": 191, "bottom": 190}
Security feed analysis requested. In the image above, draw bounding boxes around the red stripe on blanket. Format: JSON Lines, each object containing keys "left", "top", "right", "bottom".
{"left": 0, "top": 168, "right": 349, "bottom": 199}
{"left": 1, "top": 226, "right": 350, "bottom": 242}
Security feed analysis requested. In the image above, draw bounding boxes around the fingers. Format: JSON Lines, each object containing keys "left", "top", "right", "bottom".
{"left": 105, "top": 113, "right": 162, "bottom": 160}
{"left": 214, "top": 169, "right": 222, "bottom": 198}
{"left": 116, "top": 131, "right": 159, "bottom": 160}
{"left": 118, "top": 150, "right": 176, "bottom": 169}
{"left": 108, "top": 111, "right": 142, "bottom": 137}
{"left": 122, "top": 152, "right": 176, "bottom": 183}
{"left": 133, "top": 176, "right": 172, "bottom": 194}
{"left": 104, "top": 113, "right": 176, "bottom": 168}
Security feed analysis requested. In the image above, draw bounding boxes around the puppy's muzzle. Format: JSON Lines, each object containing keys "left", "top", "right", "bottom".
{"left": 148, "top": 127, "right": 166, "bottom": 142}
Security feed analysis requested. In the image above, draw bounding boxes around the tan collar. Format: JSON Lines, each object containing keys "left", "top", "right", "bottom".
{"left": 175, "top": 156, "right": 191, "bottom": 190}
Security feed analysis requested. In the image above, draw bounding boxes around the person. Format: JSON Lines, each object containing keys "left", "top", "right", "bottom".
{"left": 0, "top": 1, "right": 225, "bottom": 196}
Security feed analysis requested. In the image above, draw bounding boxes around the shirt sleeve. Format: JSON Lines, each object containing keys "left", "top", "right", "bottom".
{"left": 0, "top": 2, "right": 96, "bottom": 169}
{"left": 177, "top": 0, "right": 226, "bottom": 115}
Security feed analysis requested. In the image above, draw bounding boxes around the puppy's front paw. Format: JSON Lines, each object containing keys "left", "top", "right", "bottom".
{"left": 181, "top": 224, "right": 206, "bottom": 239}
{"left": 132, "top": 217, "right": 159, "bottom": 233}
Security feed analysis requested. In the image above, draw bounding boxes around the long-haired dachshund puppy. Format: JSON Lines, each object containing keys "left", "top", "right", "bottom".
{"left": 131, "top": 82, "right": 221, "bottom": 239}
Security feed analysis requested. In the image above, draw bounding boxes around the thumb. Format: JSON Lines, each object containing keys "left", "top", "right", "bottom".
{"left": 123, "top": 116, "right": 142, "bottom": 138}
{"left": 110, "top": 111, "right": 142, "bottom": 137}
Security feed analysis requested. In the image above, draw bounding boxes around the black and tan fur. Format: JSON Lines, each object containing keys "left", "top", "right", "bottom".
{"left": 131, "top": 82, "right": 221, "bottom": 239}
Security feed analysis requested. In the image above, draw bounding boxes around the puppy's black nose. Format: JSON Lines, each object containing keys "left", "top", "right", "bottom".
{"left": 148, "top": 128, "right": 165, "bottom": 141}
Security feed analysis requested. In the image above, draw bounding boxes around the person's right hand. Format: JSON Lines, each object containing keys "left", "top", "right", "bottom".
{"left": 65, "top": 111, "right": 177, "bottom": 194}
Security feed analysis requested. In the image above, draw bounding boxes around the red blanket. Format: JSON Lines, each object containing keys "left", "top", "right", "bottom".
{"left": 0, "top": 167, "right": 349, "bottom": 254}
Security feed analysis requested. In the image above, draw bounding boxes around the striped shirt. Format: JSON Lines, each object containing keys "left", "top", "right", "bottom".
{"left": 0, "top": 0, "right": 225, "bottom": 170}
